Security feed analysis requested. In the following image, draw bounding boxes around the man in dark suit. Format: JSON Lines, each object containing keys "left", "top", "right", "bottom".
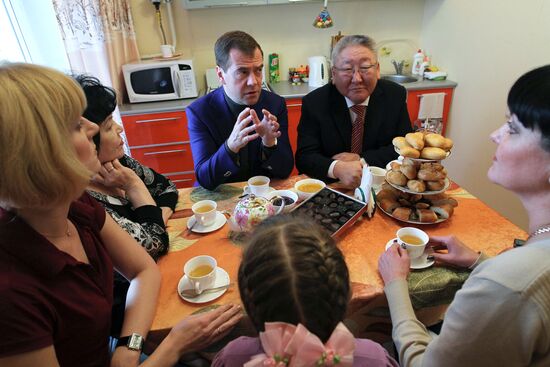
{"left": 187, "top": 31, "right": 293, "bottom": 190}
{"left": 296, "top": 35, "right": 412, "bottom": 189}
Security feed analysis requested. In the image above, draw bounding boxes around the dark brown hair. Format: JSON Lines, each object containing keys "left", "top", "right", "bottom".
{"left": 238, "top": 215, "right": 350, "bottom": 342}
{"left": 214, "top": 30, "right": 263, "bottom": 71}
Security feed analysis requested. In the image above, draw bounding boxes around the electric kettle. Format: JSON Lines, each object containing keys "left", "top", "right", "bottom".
{"left": 308, "top": 56, "right": 329, "bottom": 87}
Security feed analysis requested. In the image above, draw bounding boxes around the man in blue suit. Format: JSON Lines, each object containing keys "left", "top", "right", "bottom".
{"left": 187, "top": 31, "right": 294, "bottom": 190}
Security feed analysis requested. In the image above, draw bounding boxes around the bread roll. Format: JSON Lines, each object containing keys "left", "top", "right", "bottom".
{"left": 442, "top": 138, "right": 454, "bottom": 151}
{"left": 431, "top": 204, "right": 455, "bottom": 219}
{"left": 379, "top": 198, "right": 400, "bottom": 213}
{"left": 417, "top": 169, "right": 447, "bottom": 181}
{"left": 392, "top": 207, "right": 412, "bottom": 221}
{"left": 417, "top": 209, "right": 438, "bottom": 223}
{"left": 400, "top": 164, "right": 417, "bottom": 180}
{"left": 425, "top": 180, "right": 446, "bottom": 191}
{"left": 407, "top": 179, "right": 426, "bottom": 193}
{"left": 420, "top": 162, "right": 444, "bottom": 171}
{"left": 405, "top": 132, "right": 425, "bottom": 150}
{"left": 399, "top": 146, "right": 421, "bottom": 159}
{"left": 414, "top": 202, "right": 430, "bottom": 209}
{"left": 424, "top": 133, "right": 446, "bottom": 148}
{"left": 420, "top": 147, "right": 447, "bottom": 160}
{"left": 380, "top": 182, "right": 401, "bottom": 194}
{"left": 390, "top": 161, "right": 401, "bottom": 171}
{"left": 398, "top": 198, "right": 413, "bottom": 207}
{"left": 402, "top": 158, "right": 418, "bottom": 167}
{"left": 376, "top": 189, "right": 398, "bottom": 202}
{"left": 386, "top": 171, "right": 408, "bottom": 186}
{"left": 392, "top": 136, "right": 410, "bottom": 149}
{"left": 431, "top": 197, "right": 459, "bottom": 208}
{"left": 409, "top": 194, "right": 423, "bottom": 203}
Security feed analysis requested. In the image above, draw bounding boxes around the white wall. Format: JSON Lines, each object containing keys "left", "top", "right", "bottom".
{"left": 420, "top": 0, "right": 550, "bottom": 230}
{"left": 131, "top": 0, "right": 426, "bottom": 90}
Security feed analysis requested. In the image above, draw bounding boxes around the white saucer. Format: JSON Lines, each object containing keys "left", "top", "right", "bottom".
{"left": 187, "top": 211, "right": 227, "bottom": 233}
{"left": 178, "top": 267, "right": 230, "bottom": 304}
{"left": 385, "top": 238, "right": 435, "bottom": 269}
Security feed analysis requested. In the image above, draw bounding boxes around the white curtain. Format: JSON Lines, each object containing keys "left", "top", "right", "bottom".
{"left": 52, "top": 0, "right": 140, "bottom": 103}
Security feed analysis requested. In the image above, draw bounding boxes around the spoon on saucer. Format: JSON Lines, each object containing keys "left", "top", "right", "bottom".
{"left": 180, "top": 284, "right": 230, "bottom": 298}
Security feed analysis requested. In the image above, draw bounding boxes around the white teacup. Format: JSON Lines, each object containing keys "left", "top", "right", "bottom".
{"left": 184, "top": 255, "right": 217, "bottom": 294}
{"left": 192, "top": 200, "right": 217, "bottom": 227}
{"left": 244, "top": 175, "right": 271, "bottom": 197}
{"left": 369, "top": 166, "right": 387, "bottom": 189}
{"left": 161, "top": 44, "right": 175, "bottom": 58}
{"left": 396, "top": 227, "right": 429, "bottom": 262}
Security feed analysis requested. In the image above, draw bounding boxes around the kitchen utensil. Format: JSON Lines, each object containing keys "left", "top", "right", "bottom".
{"left": 308, "top": 56, "right": 329, "bottom": 87}
{"left": 179, "top": 284, "right": 230, "bottom": 298}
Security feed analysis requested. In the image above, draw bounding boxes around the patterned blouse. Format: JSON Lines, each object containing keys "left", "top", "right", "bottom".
{"left": 87, "top": 155, "right": 178, "bottom": 259}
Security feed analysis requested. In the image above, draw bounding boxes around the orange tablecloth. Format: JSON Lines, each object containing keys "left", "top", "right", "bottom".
{"left": 153, "top": 176, "right": 526, "bottom": 340}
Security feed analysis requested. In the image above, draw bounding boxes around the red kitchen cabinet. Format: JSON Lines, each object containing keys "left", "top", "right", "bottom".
{"left": 121, "top": 110, "right": 195, "bottom": 188}
{"left": 286, "top": 98, "right": 302, "bottom": 176}
{"left": 406, "top": 87, "right": 455, "bottom": 136}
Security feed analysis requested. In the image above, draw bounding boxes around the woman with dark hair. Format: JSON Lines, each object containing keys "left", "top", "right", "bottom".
{"left": 213, "top": 215, "right": 398, "bottom": 366}
{"left": 379, "top": 65, "right": 550, "bottom": 366}
{"left": 75, "top": 75, "right": 178, "bottom": 336}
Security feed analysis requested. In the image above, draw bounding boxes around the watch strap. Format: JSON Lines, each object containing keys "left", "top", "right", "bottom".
{"left": 115, "top": 333, "right": 145, "bottom": 351}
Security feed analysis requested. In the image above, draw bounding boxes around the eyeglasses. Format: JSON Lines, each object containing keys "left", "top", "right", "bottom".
{"left": 333, "top": 63, "right": 378, "bottom": 78}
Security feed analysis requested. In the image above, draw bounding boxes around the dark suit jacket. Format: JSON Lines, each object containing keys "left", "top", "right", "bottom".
{"left": 296, "top": 79, "right": 412, "bottom": 181}
{"left": 187, "top": 87, "right": 294, "bottom": 190}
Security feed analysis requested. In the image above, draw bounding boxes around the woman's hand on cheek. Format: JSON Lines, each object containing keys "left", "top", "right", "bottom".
{"left": 378, "top": 241, "right": 410, "bottom": 284}
{"left": 98, "top": 159, "right": 138, "bottom": 190}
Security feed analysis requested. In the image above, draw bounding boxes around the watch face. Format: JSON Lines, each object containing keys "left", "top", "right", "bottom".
{"left": 128, "top": 333, "right": 144, "bottom": 350}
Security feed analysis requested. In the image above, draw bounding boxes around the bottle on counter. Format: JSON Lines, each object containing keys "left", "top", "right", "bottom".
{"left": 419, "top": 56, "right": 431, "bottom": 78}
{"left": 411, "top": 49, "right": 424, "bottom": 75}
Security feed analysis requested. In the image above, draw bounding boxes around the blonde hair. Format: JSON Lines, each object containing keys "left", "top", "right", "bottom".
{"left": 0, "top": 62, "right": 91, "bottom": 209}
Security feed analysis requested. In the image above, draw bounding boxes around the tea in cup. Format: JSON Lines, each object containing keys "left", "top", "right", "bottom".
{"left": 396, "top": 227, "right": 429, "bottom": 262}
{"left": 294, "top": 178, "right": 326, "bottom": 200}
{"left": 245, "top": 175, "right": 271, "bottom": 197}
{"left": 184, "top": 255, "right": 217, "bottom": 293}
{"left": 192, "top": 200, "right": 217, "bottom": 227}
{"left": 369, "top": 166, "right": 387, "bottom": 189}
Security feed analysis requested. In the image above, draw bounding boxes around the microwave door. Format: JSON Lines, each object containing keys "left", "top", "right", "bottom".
{"left": 131, "top": 67, "right": 175, "bottom": 95}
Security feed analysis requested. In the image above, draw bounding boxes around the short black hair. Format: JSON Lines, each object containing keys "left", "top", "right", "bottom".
{"left": 74, "top": 74, "right": 117, "bottom": 147}
{"left": 508, "top": 64, "right": 550, "bottom": 152}
{"left": 214, "top": 31, "right": 263, "bottom": 71}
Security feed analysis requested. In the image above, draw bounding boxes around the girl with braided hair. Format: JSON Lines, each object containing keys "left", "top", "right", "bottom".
{"left": 213, "top": 215, "right": 398, "bottom": 366}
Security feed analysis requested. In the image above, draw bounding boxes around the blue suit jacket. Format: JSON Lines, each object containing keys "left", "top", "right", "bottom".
{"left": 187, "top": 88, "right": 294, "bottom": 190}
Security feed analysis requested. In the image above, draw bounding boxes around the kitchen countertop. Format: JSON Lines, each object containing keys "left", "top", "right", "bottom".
{"left": 269, "top": 77, "right": 458, "bottom": 99}
{"left": 119, "top": 95, "right": 200, "bottom": 116}
{"left": 119, "top": 77, "right": 458, "bottom": 115}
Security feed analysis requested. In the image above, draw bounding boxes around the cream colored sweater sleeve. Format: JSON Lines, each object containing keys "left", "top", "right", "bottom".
{"left": 385, "top": 243, "right": 550, "bottom": 367}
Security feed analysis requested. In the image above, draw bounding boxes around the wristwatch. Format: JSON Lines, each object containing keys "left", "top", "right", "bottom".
{"left": 115, "top": 333, "right": 145, "bottom": 351}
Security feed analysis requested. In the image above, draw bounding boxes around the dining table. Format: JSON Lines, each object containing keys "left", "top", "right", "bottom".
{"left": 150, "top": 175, "right": 527, "bottom": 346}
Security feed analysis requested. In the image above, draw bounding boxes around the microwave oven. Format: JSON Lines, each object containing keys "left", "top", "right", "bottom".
{"left": 122, "top": 60, "right": 198, "bottom": 103}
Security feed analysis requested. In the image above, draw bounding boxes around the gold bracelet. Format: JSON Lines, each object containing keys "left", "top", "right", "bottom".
{"left": 468, "top": 251, "right": 483, "bottom": 270}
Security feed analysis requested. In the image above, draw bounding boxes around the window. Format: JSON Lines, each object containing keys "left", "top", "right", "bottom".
{"left": 0, "top": 0, "right": 69, "bottom": 71}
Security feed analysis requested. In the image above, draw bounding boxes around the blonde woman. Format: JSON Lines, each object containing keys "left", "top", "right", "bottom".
{"left": 0, "top": 63, "right": 241, "bottom": 367}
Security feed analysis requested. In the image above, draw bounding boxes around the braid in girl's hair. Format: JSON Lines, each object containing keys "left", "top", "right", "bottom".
{"left": 238, "top": 214, "right": 350, "bottom": 342}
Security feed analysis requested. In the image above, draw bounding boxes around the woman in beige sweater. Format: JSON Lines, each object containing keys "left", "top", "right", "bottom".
{"left": 379, "top": 64, "right": 550, "bottom": 367}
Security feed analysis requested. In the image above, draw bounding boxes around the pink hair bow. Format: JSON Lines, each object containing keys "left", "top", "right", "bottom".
{"left": 245, "top": 322, "right": 355, "bottom": 367}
